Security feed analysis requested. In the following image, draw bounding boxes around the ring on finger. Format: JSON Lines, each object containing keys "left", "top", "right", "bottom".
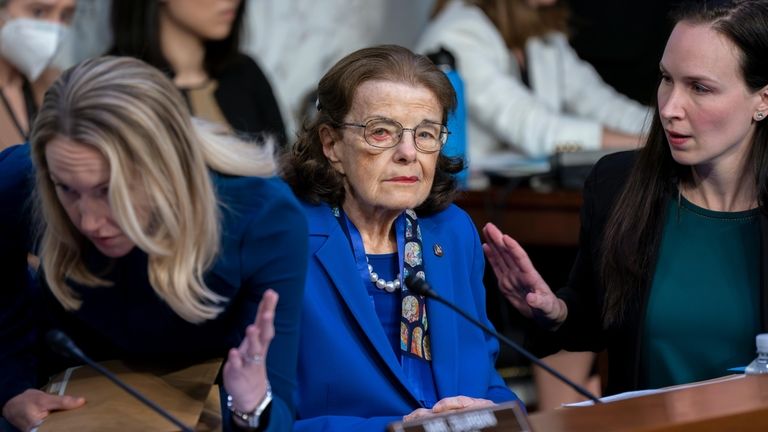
{"left": 242, "top": 353, "right": 264, "bottom": 365}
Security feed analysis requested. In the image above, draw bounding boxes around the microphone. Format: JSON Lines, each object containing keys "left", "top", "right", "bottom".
{"left": 46, "top": 329, "right": 195, "bottom": 432}
{"left": 405, "top": 275, "right": 602, "bottom": 404}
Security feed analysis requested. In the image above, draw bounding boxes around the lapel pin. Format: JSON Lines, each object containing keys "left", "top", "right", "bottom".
{"left": 433, "top": 244, "right": 443, "bottom": 257}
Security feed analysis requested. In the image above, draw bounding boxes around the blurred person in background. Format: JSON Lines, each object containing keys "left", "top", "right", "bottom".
{"left": 0, "top": 0, "right": 75, "bottom": 151}
{"left": 110, "top": 0, "right": 286, "bottom": 146}
{"left": 417, "top": 0, "right": 650, "bottom": 164}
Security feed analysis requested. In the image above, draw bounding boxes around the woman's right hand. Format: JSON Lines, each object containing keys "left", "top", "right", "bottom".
{"left": 482, "top": 223, "right": 568, "bottom": 327}
{"left": 2, "top": 389, "right": 85, "bottom": 431}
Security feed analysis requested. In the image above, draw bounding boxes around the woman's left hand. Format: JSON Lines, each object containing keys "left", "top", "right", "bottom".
{"left": 223, "top": 289, "right": 279, "bottom": 412}
{"left": 403, "top": 396, "right": 494, "bottom": 422}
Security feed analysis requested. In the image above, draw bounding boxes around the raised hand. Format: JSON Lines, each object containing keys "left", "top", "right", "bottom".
{"left": 223, "top": 289, "right": 278, "bottom": 412}
{"left": 482, "top": 223, "right": 567, "bottom": 326}
{"left": 2, "top": 389, "right": 85, "bottom": 431}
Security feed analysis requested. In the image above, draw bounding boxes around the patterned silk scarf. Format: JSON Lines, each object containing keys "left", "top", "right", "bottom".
{"left": 400, "top": 209, "right": 431, "bottom": 361}
{"left": 334, "top": 207, "right": 431, "bottom": 362}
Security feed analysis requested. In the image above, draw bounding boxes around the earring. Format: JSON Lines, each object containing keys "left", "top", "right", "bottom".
{"left": 755, "top": 112, "right": 765, "bottom": 121}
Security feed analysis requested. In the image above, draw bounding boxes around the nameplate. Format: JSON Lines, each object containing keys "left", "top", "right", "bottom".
{"left": 388, "top": 401, "right": 533, "bottom": 432}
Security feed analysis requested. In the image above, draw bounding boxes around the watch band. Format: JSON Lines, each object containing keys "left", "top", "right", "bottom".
{"left": 227, "top": 382, "right": 273, "bottom": 429}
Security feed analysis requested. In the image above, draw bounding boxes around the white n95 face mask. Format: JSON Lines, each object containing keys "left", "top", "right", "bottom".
{"left": 0, "top": 18, "right": 68, "bottom": 82}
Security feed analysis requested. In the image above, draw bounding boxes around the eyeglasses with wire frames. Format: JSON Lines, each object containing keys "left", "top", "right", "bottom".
{"left": 336, "top": 117, "right": 450, "bottom": 153}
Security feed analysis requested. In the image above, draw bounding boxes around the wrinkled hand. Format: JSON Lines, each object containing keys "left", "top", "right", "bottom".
{"left": 2, "top": 389, "right": 85, "bottom": 431}
{"left": 223, "top": 289, "right": 278, "bottom": 412}
{"left": 482, "top": 223, "right": 567, "bottom": 326}
{"left": 403, "top": 396, "right": 494, "bottom": 422}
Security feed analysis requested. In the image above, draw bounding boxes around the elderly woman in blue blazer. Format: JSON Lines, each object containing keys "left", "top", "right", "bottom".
{"left": 283, "top": 45, "right": 520, "bottom": 431}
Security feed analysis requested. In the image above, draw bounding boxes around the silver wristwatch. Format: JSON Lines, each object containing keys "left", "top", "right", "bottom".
{"left": 227, "top": 383, "right": 273, "bottom": 430}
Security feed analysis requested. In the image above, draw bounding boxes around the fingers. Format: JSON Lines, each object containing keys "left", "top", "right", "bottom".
{"left": 238, "top": 289, "right": 279, "bottom": 364}
{"left": 483, "top": 225, "right": 534, "bottom": 277}
{"left": 498, "top": 236, "right": 533, "bottom": 274}
{"left": 40, "top": 394, "right": 85, "bottom": 412}
{"left": 432, "top": 396, "right": 474, "bottom": 413}
{"left": 403, "top": 408, "right": 432, "bottom": 422}
{"left": 482, "top": 224, "right": 512, "bottom": 274}
{"left": 483, "top": 228, "right": 534, "bottom": 292}
{"left": 226, "top": 347, "right": 244, "bottom": 369}
{"left": 255, "top": 289, "right": 278, "bottom": 345}
{"left": 414, "top": 396, "right": 495, "bottom": 418}
{"left": 482, "top": 223, "right": 504, "bottom": 246}
{"left": 2, "top": 390, "right": 85, "bottom": 432}
{"left": 223, "top": 289, "right": 278, "bottom": 411}
{"left": 527, "top": 293, "right": 568, "bottom": 324}
{"left": 239, "top": 325, "right": 266, "bottom": 364}
{"left": 483, "top": 223, "right": 564, "bottom": 323}
{"left": 403, "top": 396, "right": 496, "bottom": 423}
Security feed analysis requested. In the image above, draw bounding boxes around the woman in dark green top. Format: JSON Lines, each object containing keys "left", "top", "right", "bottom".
{"left": 483, "top": 0, "right": 768, "bottom": 395}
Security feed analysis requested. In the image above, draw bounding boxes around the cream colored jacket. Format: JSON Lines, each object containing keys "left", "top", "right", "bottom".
{"left": 416, "top": 0, "right": 651, "bottom": 162}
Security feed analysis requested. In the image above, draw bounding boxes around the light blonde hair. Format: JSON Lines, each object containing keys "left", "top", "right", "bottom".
{"left": 432, "top": 0, "right": 569, "bottom": 49}
{"left": 30, "top": 56, "right": 275, "bottom": 323}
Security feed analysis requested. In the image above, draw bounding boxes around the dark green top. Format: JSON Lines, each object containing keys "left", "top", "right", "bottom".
{"left": 642, "top": 195, "right": 761, "bottom": 389}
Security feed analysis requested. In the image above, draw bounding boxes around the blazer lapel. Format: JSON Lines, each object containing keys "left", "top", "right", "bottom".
{"left": 313, "top": 212, "right": 421, "bottom": 404}
{"left": 419, "top": 218, "right": 459, "bottom": 399}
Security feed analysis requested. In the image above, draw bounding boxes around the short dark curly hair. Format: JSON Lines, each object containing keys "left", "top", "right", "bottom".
{"left": 282, "top": 44, "right": 464, "bottom": 215}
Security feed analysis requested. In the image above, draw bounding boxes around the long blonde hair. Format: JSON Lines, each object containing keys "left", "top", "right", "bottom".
{"left": 30, "top": 56, "right": 275, "bottom": 323}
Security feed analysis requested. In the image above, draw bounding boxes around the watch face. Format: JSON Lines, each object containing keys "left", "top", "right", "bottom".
{"left": 241, "top": 414, "right": 261, "bottom": 428}
{"left": 227, "top": 388, "right": 273, "bottom": 429}
{"left": 231, "top": 407, "right": 260, "bottom": 429}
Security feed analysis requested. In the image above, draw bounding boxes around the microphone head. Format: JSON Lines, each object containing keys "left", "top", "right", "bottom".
{"left": 405, "top": 274, "right": 435, "bottom": 298}
{"left": 46, "top": 329, "right": 84, "bottom": 360}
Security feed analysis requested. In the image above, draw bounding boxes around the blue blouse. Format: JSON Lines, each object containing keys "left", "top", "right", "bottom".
{"left": 366, "top": 253, "right": 402, "bottom": 357}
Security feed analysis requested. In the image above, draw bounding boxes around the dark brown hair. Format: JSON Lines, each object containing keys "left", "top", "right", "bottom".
{"left": 109, "top": 0, "right": 246, "bottom": 76}
{"left": 282, "top": 45, "right": 463, "bottom": 215}
{"left": 432, "top": 0, "right": 570, "bottom": 49}
{"left": 600, "top": 0, "right": 768, "bottom": 327}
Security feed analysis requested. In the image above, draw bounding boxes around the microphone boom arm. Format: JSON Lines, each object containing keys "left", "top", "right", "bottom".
{"left": 46, "top": 330, "right": 195, "bottom": 432}
{"left": 405, "top": 275, "right": 601, "bottom": 404}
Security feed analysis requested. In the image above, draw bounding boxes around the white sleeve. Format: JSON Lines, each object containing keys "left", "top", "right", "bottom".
{"left": 417, "top": 4, "right": 650, "bottom": 156}
{"left": 551, "top": 34, "right": 652, "bottom": 137}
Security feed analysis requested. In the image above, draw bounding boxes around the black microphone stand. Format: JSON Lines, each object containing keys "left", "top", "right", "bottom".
{"left": 46, "top": 330, "right": 195, "bottom": 432}
{"left": 406, "top": 276, "right": 601, "bottom": 404}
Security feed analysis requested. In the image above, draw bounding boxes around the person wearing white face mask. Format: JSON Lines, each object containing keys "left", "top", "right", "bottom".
{"left": 0, "top": 0, "right": 74, "bottom": 151}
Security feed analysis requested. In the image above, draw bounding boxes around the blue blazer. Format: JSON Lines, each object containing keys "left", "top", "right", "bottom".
{"left": 294, "top": 201, "right": 517, "bottom": 432}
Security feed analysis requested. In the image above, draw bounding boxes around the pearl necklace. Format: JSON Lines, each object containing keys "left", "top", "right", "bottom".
{"left": 367, "top": 258, "right": 401, "bottom": 292}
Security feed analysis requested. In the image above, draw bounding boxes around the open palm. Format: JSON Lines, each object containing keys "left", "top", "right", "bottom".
{"left": 482, "top": 223, "right": 567, "bottom": 325}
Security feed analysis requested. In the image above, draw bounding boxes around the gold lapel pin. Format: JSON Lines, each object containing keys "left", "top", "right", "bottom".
{"left": 433, "top": 244, "right": 443, "bottom": 257}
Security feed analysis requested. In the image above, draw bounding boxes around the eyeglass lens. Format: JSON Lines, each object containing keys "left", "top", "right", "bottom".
{"left": 364, "top": 119, "right": 446, "bottom": 151}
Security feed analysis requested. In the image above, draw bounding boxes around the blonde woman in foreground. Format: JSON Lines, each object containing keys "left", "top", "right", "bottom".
{"left": 0, "top": 56, "right": 307, "bottom": 432}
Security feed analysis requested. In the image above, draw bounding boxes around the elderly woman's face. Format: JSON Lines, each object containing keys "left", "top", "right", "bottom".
{"left": 322, "top": 80, "right": 442, "bottom": 216}
{"left": 45, "top": 137, "right": 136, "bottom": 258}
